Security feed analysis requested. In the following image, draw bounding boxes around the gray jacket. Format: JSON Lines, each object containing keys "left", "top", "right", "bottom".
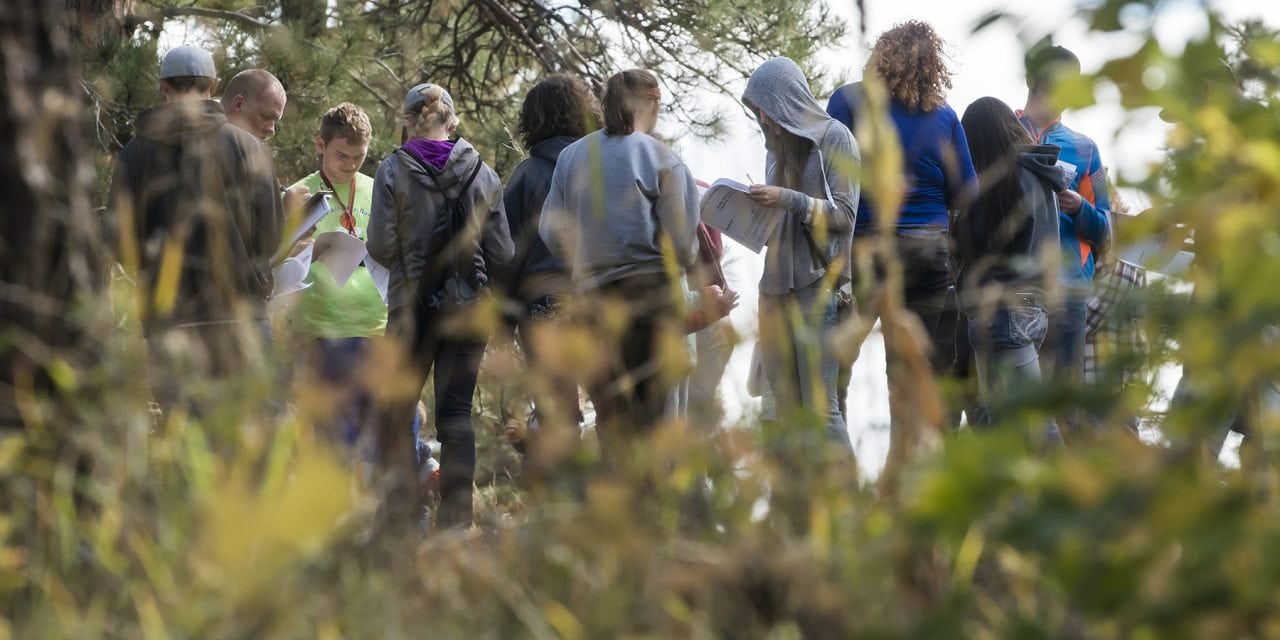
{"left": 367, "top": 139, "right": 514, "bottom": 313}
{"left": 539, "top": 130, "right": 699, "bottom": 290}
{"left": 742, "top": 57, "right": 860, "bottom": 295}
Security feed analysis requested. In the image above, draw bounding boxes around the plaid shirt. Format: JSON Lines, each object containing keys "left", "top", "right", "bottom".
{"left": 1084, "top": 259, "right": 1148, "bottom": 385}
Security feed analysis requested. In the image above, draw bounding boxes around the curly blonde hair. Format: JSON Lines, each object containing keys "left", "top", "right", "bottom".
{"left": 867, "top": 20, "right": 952, "bottom": 112}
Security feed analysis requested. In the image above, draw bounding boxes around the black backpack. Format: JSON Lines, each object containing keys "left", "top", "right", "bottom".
{"left": 393, "top": 151, "right": 486, "bottom": 311}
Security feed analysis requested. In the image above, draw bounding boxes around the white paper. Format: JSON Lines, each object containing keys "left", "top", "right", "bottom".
{"left": 366, "top": 258, "right": 391, "bottom": 303}
{"left": 312, "top": 231, "right": 369, "bottom": 288}
{"left": 1113, "top": 212, "right": 1196, "bottom": 277}
{"left": 698, "top": 178, "right": 781, "bottom": 254}
{"left": 271, "top": 246, "right": 313, "bottom": 297}
{"left": 273, "top": 192, "right": 331, "bottom": 263}
{"left": 267, "top": 284, "right": 312, "bottom": 314}
{"left": 1116, "top": 236, "right": 1196, "bottom": 277}
{"left": 1055, "top": 159, "right": 1078, "bottom": 186}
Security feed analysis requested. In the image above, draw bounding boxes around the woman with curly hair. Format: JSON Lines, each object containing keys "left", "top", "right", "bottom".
{"left": 499, "top": 74, "right": 601, "bottom": 471}
{"left": 825, "top": 20, "right": 978, "bottom": 427}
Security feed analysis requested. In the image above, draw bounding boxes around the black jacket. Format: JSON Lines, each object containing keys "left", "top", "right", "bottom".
{"left": 108, "top": 100, "right": 283, "bottom": 329}
{"left": 500, "top": 136, "right": 575, "bottom": 303}
{"left": 957, "top": 144, "right": 1066, "bottom": 309}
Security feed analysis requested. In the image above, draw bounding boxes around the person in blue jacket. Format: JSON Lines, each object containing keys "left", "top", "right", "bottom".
{"left": 1017, "top": 44, "right": 1112, "bottom": 435}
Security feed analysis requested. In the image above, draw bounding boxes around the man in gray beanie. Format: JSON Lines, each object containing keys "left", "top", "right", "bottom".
{"left": 106, "top": 45, "right": 285, "bottom": 414}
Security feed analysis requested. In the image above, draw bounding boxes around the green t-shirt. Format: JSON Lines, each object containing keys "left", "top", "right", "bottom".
{"left": 289, "top": 171, "right": 388, "bottom": 339}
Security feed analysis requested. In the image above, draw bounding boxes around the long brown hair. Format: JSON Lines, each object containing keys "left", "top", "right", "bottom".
{"left": 601, "top": 69, "right": 659, "bottom": 136}
{"left": 772, "top": 130, "right": 813, "bottom": 192}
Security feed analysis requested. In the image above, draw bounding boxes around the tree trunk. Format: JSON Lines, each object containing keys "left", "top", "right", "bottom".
{"left": 0, "top": 0, "right": 104, "bottom": 428}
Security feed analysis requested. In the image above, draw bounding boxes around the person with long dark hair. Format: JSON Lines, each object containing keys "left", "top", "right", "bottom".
{"left": 742, "top": 57, "right": 859, "bottom": 452}
{"left": 539, "top": 69, "right": 700, "bottom": 466}
{"left": 367, "top": 82, "right": 514, "bottom": 529}
{"left": 956, "top": 97, "right": 1067, "bottom": 443}
{"left": 500, "top": 73, "right": 601, "bottom": 474}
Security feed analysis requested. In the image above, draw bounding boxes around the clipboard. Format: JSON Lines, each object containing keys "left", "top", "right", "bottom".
{"left": 273, "top": 190, "right": 333, "bottom": 264}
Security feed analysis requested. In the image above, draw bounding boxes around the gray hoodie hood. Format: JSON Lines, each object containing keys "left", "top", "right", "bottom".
{"left": 742, "top": 57, "right": 834, "bottom": 146}
{"left": 1018, "top": 144, "right": 1067, "bottom": 191}
{"left": 135, "top": 100, "right": 229, "bottom": 147}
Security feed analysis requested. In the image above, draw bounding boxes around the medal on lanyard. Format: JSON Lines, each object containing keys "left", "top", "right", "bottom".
{"left": 320, "top": 171, "right": 358, "bottom": 237}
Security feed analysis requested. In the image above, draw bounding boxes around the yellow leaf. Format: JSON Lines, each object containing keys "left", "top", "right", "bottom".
{"left": 542, "top": 600, "right": 585, "bottom": 640}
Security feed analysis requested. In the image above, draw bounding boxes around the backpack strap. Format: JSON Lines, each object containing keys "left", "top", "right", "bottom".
{"left": 413, "top": 159, "right": 486, "bottom": 306}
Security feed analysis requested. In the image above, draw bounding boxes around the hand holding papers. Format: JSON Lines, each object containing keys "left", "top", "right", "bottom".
{"left": 274, "top": 190, "right": 332, "bottom": 264}
{"left": 699, "top": 178, "right": 781, "bottom": 253}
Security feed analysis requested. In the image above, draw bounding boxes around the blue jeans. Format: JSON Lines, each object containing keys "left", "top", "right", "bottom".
{"left": 1045, "top": 293, "right": 1090, "bottom": 436}
{"left": 758, "top": 285, "right": 852, "bottom": 450}
{"left": 1045, "top": 294, "right": 1087, "bottom": 384}
{"left": 970, "top": 305, "right": 1062, "bottom": 445}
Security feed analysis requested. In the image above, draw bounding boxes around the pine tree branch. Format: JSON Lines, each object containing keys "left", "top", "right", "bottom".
{"left": 346, "top": 69, "right": 395, "bottom": 112}
{"left": 155, "top": 6, "right": 273, "bottom": 32}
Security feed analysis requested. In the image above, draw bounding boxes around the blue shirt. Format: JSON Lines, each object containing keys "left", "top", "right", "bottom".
{"left": 826, "top": 82, "right": 977, "bottom": 235}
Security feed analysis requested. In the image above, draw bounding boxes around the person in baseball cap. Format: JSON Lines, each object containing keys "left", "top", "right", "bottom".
{"left": 404, "top": 82, "right": 455, "bottom": 113}
{"left": 159, "top": 45, "right": 217, "bottom": 80}
{"left": 107, "top": 43, "right": 285, "bottom": 415}
{"left": 399, "top": 82, "right": 459, "bottom": 144}
{"left": 157, "top": 45, "right": 218, "bottom": 102}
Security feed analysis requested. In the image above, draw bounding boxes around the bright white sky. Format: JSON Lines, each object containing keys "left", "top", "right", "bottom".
{"left": 675, "top": 0, "right": 1280, "bottom": 476}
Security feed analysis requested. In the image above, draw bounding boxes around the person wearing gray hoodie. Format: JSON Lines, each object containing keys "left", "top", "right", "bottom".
{"left": 956, "top": 97, "right": 1067, "bottom": 445}
{"left": 741, "top": 57, "right": 859, "bottom": 453}
{"left": 539, "top": 69, "right": 700, "bottom": 465}
{"left": 367, "top": 82, "right": 514, "bottom": 529}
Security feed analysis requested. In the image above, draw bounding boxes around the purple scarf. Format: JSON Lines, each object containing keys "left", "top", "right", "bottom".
{"left": 403, "top": 138, "right": 455, "bottom": 171}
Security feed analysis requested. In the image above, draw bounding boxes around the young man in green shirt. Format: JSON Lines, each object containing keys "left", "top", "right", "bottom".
{"left": 289, "top": 102, "right": 389, "bottom": 446}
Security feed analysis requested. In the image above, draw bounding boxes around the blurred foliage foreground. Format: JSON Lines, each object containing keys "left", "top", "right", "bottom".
{"left": 7, "top": 3, "right": 1280, "bottom": 640}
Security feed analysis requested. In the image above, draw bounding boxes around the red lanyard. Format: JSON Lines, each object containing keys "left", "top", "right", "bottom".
{"left": 319, "top": 171, "right": 358, "bottom": 237}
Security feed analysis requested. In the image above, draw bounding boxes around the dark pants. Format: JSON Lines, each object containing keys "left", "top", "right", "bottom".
{"left": 303, "top": 337, "right": 424, "bottom": 463}
{"left": 839, "top": 229, "right": 955, "bottom": 424}
{"left": 512, "top": 294, "right": 583, "bottom": 479}
{"left": 1044, "top": 293, "right": 1089, "bottom": 437}
{"left": 146, "top": 319, "right": 278, "bottom": 422}
{"left": 380, "top": 305, "right": 487, "bottom": 530}
{"left": 515, "top": 295, "right": 582, "bottom": 433}
{"left": 583, "top": 273, "right": 680, "bottom": 467}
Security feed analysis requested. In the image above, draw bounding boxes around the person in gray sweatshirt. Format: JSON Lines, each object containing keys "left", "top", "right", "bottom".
{"left": 955, "top": 96, "right": 1067, "bottom": 446}
{"left": 539, "top": 69, "right": 700, "bottom": 465}
{"left": 741, "top": 57, "right": 859, "bottom": 455}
